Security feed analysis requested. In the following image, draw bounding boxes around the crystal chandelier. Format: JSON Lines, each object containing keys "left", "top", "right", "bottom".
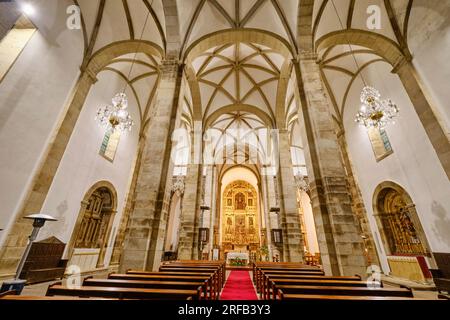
{"left": 355, "top": 86, "right": 399, "bottom": 129}
{"left": 96, "top": 93, "right": 133, "bottom": 133}
{"left": 328, "top": 0, "right": 399, "bottom": 130}
{"left": 95, "top": 2, "right": 153, "bottom": 134}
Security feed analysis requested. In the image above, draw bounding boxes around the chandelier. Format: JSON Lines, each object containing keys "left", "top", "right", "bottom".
{"left": 95, "top": 2, "right": 153, "bottom": 134}
{"left": 329, "top": 0, "right": 399, "bottom": 130}
{"left": 355, "top": 86, "right": 399, "bottom": 129}
{"left": 96, "top": 93, "right": 133, "bottom": 133}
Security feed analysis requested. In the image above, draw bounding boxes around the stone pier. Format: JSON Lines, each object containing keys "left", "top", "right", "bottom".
{"left": 120, "top": 61, "right": 182, "bottom": 272}
{"left": 294, "top": 55, "right": 367, "bottom": 277}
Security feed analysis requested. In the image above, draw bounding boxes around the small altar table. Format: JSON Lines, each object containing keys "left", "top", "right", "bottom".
{"left": 227, "top": 252, "right": 249, "bottom": 265}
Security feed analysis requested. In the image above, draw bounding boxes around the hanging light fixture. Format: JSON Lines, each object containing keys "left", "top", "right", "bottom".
{"left": 355, "top": 86, "right": 399, "bottom": 129}
{"left": 96, "top": 93, "right": 133, "bottom": 133}
{"left": 95, "top": 3, "right": 153, "bottom": 133}
{"left": 329, "top": 0, "right": 399, "bottom": 129}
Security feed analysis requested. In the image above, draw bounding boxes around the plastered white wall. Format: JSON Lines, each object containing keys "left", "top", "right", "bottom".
{"left": 343, "top": 61, "right": 450, "bottom": 273}
{"left": 0, "top": 0, "right": 84, "bottom": 247}
{"left": 37, "top": 70, "right": 141, "bottom": 267}
{"left": 408, "top": 0, "right": 450, "bottom": 136}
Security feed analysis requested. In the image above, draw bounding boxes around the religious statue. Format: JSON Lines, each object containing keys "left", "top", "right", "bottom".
{"left": 235, "top": 193, "right": 246, "bottom": 210}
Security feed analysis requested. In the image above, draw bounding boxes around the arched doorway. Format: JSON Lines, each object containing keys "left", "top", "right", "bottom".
{"left": 163, "top": 176, "right": 185, "bottom": 261}
{"left": 67, "top": 181, "right": 117, "bottom": 273}
{"left": 373, "top": 181, "right": 432, "bottom": 282}
{"left": 297, "top": 189, "right": 320, "bottom": 265}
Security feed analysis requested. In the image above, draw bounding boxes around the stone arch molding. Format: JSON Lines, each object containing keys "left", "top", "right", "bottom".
{"left": 315, "top": 29, "right": 405, "bottom": 67}
{"left": 66, "top": 180, "right": 118, "bottom": 269}
{"left": 315, "top": 29, "right": 450, "bottom": 180}
{"left": 372, "top": 180, "right": 432, "bottom": 259}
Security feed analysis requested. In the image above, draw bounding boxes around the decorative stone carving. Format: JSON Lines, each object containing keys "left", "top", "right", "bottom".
{"left": 294, "top": 173, "right": 310, "bottom": 192}
{"left": 172, "top": 175, "right": 185, "bottom": 196}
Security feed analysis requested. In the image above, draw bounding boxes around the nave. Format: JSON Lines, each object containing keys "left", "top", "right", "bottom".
{"left": 0, "top": 260, "right": 444, "bottom": 301}
{"left": 1, "top": 0, "right": 450, "bottom": 307}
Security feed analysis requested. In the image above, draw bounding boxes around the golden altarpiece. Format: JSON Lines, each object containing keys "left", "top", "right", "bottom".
{"left": 221, "top": 181, "right": 260, "bottom": 261}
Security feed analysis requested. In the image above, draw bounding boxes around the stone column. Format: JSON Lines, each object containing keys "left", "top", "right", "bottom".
{"left": 177, "top": 163, "right": 202, "bottom": 260}
{"left": 393, "top": 59, "right": 450, "bottom": 180}
{"left": 336, "top": 130, "right": 380, "bottom": 266}
{"left": 120, "top": 61, "right": 182, "bottom": 272}
{"left": 204, "top": 165, "right": 215, "bottom": 256}
{"left": 110, "top": 137, "right": 146, "bottom": 267}
{"left": 294, "top": 55, "right": 367, "bottom": 277}
{"left": 277, "top": 129, "right": 305, "bottom": 263}
{"left": 263, "top": 173, "right": 279, "bottom": 259}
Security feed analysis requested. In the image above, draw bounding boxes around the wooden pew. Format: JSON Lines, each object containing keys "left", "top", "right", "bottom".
{"left": 272, "top": 285, "right": 413, "bottom": 299}
{"left": 159, "top": 264, "right": 226, "bottom": 285}
{"left": 83, "top": 278, "right": 209, "bottom": 300}
{"left": 266, "top": 278, "right": 379, "bottom": 300}
{"left": 46, "top": 284, "right": 198, "bottom": 300}
{"left": 158, "top": 267, "right": 223, "bottom": 288}
{"left": 260, "top": 273, "right": 367, "bottom": 299}
{"left": 278, "top": 292, "right": 417, "bottom": 301}
{"left": 0, "top": 295, "right": 112, "bottom": 300}
{"left": 109, "top": 273, "right": 219, "bottom": 299}
{"left": 161, "top": 260, "right": 226, "bottom": 284}
{"left": 256, "top": 269, "right": 327, "bottom": 294}
{"left": 266, "top": 279, "right": 373, "bottom": 300}
{"left": 253, "top": 264, "right": 324, "bottom": 287}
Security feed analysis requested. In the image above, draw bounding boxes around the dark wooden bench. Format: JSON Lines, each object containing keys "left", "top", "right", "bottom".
{"left": 0, "top": 295, "right": 117, "bottom": 300}
{"left": 256, "top": 269, "right": 328, "bottom": 293}
{"left": 109, "top": 273, "right": 219, "bottom": 299}
{"left": 278, "top": 292, "right": 417, "bottom": 301}
{"left": 160, "top": 260, "right": 226, "bottom": 282}
{"left": 258, "top": 273, "right": 366, "bottom": 299}
{"left": 272, "top": 285, "right": 413, "bottom": 299}
{"left": 19, "top": 237, "right": 68, "bottom": 284}
{"left": 46, "top": 284, "right": 197, "bottom": 300}
{"left": 266, "top": 279, "right": 372, "bottom": 300}
{"left": 431, "top": 253, "right": 450, "bottom": 294}
{"left": 253, "top": 265, "right": 324, "bottom": 287}
{"left": 83, "top": 278, "right": 209, "bottom": 300}
{"left": 158, "top": 267, "right": 223, "bottom": 288}
{"left": 159, "top": 264, "right": 226, "bottom": 284}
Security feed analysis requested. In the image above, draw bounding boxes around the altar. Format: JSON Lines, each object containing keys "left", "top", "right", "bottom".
{"left": 226, "top": 252, "right": 249, "bottom": 266}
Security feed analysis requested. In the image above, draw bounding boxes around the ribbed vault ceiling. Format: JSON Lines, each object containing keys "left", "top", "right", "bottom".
{"left": 67, "top": 0, "right": 420, "bottom": 167}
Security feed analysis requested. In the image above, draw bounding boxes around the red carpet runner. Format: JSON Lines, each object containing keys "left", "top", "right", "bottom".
{"left": 220, "top": 271, "right": 259, "bottom": 300}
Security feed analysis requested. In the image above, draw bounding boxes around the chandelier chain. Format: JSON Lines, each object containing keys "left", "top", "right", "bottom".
{"left": 330, "top": 0, "right": 367, "bottom": 87}
{"left": 122, "top": 0, "right": 153, "bottom": 94}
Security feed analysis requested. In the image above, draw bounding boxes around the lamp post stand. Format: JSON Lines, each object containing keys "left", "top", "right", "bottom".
{"left": 0, "top": 214, "right": 57, "bottom": 295}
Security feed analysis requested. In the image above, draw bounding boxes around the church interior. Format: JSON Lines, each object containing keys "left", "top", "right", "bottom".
{"left": 0, "top": 0, "right": 449, "bottom": 302}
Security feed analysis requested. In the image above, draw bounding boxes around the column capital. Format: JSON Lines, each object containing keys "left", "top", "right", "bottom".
{"left": 297, "top": 50, "right": 319, "bottom": 62}
{"left": 391, "top": 55, "right": 411, "bottom": 74}
{"left": 80, "top": 67, "right": 98, "bottom": 84}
